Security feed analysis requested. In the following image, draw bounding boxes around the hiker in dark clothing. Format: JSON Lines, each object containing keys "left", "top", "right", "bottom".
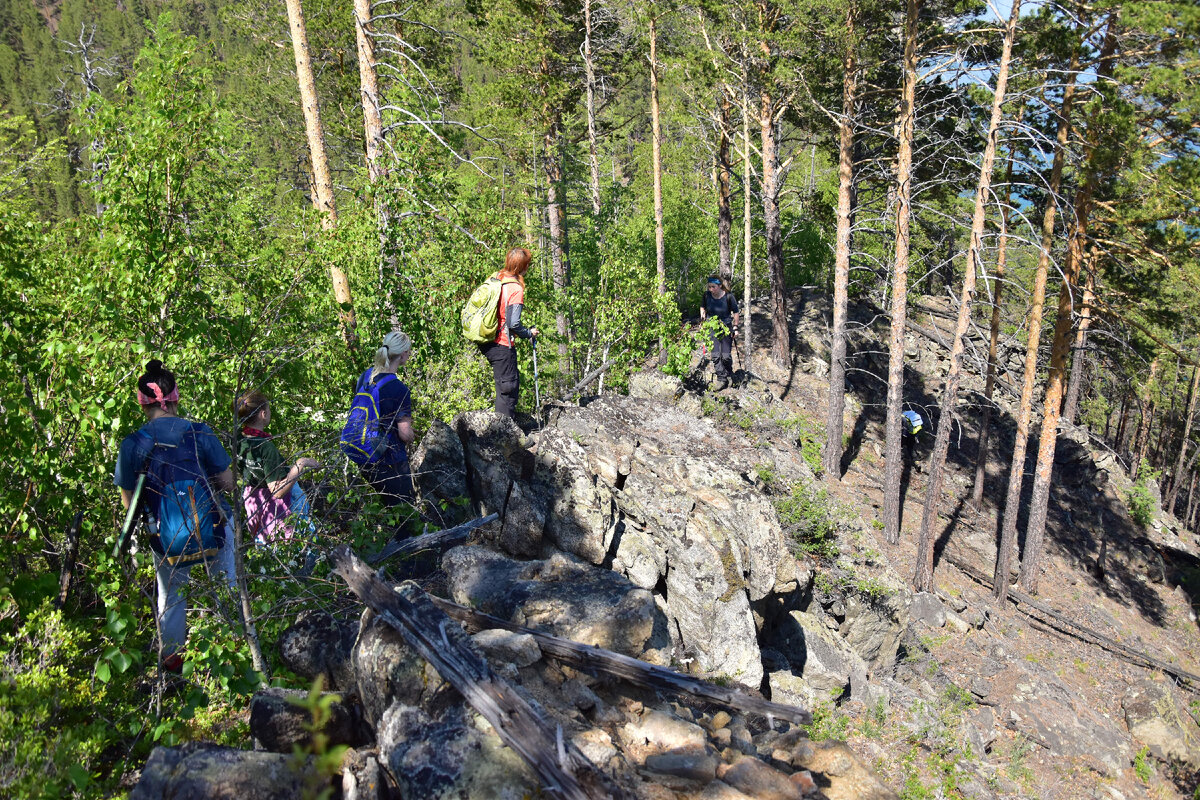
{"left": 113, "top": 360, "right": 235, "bottom": 674}
{"left": 700, "top": 275, "right": 740, "bottom": 389}
{"left": 478, "top": 247, "right": 539, "bottom": 418}
{"left": 353, "top": 331, "right": 416, "bottom": 506}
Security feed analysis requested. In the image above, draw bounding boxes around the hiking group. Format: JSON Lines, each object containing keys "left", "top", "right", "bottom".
{"left": 114, "top": 248, "right": 541, "bottom": 673}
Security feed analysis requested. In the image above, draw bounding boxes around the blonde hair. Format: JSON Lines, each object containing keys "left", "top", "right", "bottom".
{"left": 372, "top": 330, "right": 411, "bottom": 377}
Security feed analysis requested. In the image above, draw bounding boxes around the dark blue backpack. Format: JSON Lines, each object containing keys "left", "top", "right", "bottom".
{"left": 339, "top": 371, "right": 397, "bottom": 465}
{"left": 134, "top": 422, "right": 224, "bottom": 565}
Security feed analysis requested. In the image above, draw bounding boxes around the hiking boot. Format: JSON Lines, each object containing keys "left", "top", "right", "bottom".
{"left": 161, "top": 653, "right": 184, "bottom": 674}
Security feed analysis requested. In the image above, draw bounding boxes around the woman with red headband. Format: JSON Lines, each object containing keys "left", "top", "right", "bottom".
{"left": 113, "top": 359, "right": 236, "bottom": 674}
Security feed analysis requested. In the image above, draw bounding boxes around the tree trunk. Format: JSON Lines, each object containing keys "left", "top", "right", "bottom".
{"left": 545, "top": 123, "right": 570, "bottom": 365}
{"left": 913, "top": 0, "right": 1020, "bottom": 593}
{"left": 992, "top": 55, "right": 1079, "bottom": 603}
{"left": 1061, "top": 255, "right": 1096, "bottom": 425}
{"left": 1021, "top": 13, "right": 1119, "bottom": 595}
{"left": 650, "top": 8, "right": 666, "bottom": 299}
{"left": 1133, "top": 357, "right": 1160, "bottom": 478}
{"left": 353, "top": 0, "right": 398, "bottom": 326}
{"left": 761, "top": 90, "right": 788, "bottom": 368}
{"left": 823, "top": 5, "right": 857, "bottom": 480}
{"left": 1167, "top": 360, "right": 1200, "bottom": 515}
{"left": 741, "top": 62, "right": 754, "bottom": 371}
{"left": 717, "top": 98, "right": 733, "bottom": 282}
{"left": 1187, "top": 469, "right": 1199, "bottom": 530}
{"left": 286, "top": 0, "right": 356, "bottom": 345}
{"left": 584, "top": 0, "right": 601, "bottom": 217}
{"left": 882, "top": 0, "right": 921, "bottom": 545}
{"left": 1114, "top": 393, "right": 1130, "bottom": 454}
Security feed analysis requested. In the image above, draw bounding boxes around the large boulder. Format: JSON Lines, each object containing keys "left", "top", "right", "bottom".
{"left": 455, "top": 411, "right": 544, "bottom": 557}
{"left": 352, "top": 608, "right": 448, "bottom": 727}
{"left": 129, "top": 743, "right": 330, "bottom": 800}
{"left": 1123, "top": 678, "right": 1200, "bottom": 768}
{"left": 410, "top": 419, "right": 469, "bottom": 525}
{"left": 278, "top": 610, "right": 359, "bottom": 692}
{"left": 767, "top": 610, "right": 869, "bottom": 706}
{"left": 377, "top": 702, "right": 541, "bottom": 800}
{"left": 840, "top": 592, "right": 909, "bottom": 674}
{"left": 249, "top": 688, "right": 368, "bottom": 753}
{"left": 443, "top": 545, "right": 661, "bottom": 658}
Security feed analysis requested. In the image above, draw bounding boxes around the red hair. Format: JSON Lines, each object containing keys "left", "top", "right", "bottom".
{"left": 498, "top": 247, "right": 531, "bottom": 289}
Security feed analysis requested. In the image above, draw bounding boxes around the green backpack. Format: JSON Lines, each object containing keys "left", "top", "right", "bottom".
{"left": 461, "top": 276, "right": 515, "bottom": 343}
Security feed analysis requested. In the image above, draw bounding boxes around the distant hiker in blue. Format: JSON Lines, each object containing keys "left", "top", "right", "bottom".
{"left": 700, "top": 275, "right": 740, "bottom": 389}
{"left": 113, "top": 360, "right": 236, "bottom": 674}
{"left": 340, "top": 330, "right": 416, "bottom": 507}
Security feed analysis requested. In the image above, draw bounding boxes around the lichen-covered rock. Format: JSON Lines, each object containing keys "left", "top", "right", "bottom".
{"left": 791, "top": 740, "right": 897, "bottom": 800}
{"left": 410, "top": 419, "right": 469, "bottom": 526}
{"left": 377, "top": 702, "right": 541, "bottom": 800}
{"left": 352, "top": 608, "right": 446, "bottom": 727}
{"left": 249, "top": 688, "right": 368, "bottom": 753}
{"left": 454, "top": 410, "right": 543, "bottom": 557}
{"left": 769, "top": 610, "right": 869, "bottom": 703}
{"left": 628, "top": 371, "right": 684, "bottom": 402}
{"left": 278, "top": 610, "right": 359, "bottom": 692}
{"left": 341, "top": 747, "right": 389, "bottom": 800}
{"left": 1123, "top": 678, "right": 1200, "bottom": 768}
{"left": 472, "top": 628, "right": 542, "bottom": 668}
{"left": 840, "top": 592, "right": 909, "bottom": 674}
{"left": 129, "top": 742, "right": 329, "bottom": 800}
{"left": 443, "top": 545, "right": 659, "bottom": 657}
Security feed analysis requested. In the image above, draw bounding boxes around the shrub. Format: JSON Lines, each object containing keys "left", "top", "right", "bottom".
{"left": 1128, "top": 462, "right": 1160, "bottom": 527}
{"left": 776, "top": 482, "right": 838, "bottom": 560}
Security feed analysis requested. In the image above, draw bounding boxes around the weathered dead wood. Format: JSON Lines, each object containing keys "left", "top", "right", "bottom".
{"left": 371, "top": 513, "right": 498, "bottom": 565}
{"left": 903, "top": 318, "right": 1021, "bottom": 401}
{"left": 948, "top": 556, "right": 1200, "bottom": 691}
{"left": 430, "top": 597, "right": 813, "bottom": 727}
{"left": 330, "top": 546, "right": 627, "bottom": 800}
{"left": 55, "top": 510, "right": 83, "bottom": 608}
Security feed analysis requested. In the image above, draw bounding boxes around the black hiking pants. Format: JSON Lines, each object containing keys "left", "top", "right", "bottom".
{"left": 711, "top": 332, "right": 733, "bottom": 380}
{"left": 479, "top": 341, "right": 520, "bottom": 418}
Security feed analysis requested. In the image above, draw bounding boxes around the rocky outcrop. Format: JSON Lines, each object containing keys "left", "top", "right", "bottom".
{"left": 129, "top": 743, "right": 331, "bottom": 800}
{"left": 277, "top": 610, "right": 358, "bottom": 692}
{"left": 410, "top": 419, "right": 469, "bottom": 526}
{"left": 1123, "top": 678, "right": 1200, "bottom": 769}
{"left": 249, "top": 688, "right": 369, "bottom": 753}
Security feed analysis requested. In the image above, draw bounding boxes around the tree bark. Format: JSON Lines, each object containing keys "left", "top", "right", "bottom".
{"left": 545, "top": 123, "right": 570, "bottom": 366}
{"left": 353, "top": 0, "right": 398, "bottom": 326}
{"left": 1061, "top": 255, "right": 1097, "bottom": 425}
{"left": 1133, "top": 357, "right": 1160, "bottom": 478}
{"left": 650, "top": 7, "right": 666, "bottom": 299}
{"left": 971, "top": 113, "right": 1022, "bottom": 509}
{"left": 761, "top": 89, "right": 788, "bottom": 367}
{"left": 1167, "top": 360, "right": 1200, "bottom": 515}
{"left": 882, "top": 0, "right": 921, "bottom": 545}
{"left": 1021, "top": 13, "right": 1120, "bottom": 595}
{"left": 993, "top": 54, "right": 1079, "bottom": 602}
{"left": 584, "top": 0, "right": 602, "bottom": 217}
{"left": 741, "top": 61, "right": 754, "bottom": 370}
{"left": 823, "top": 4, "right": 857, "bottom": 480}
{"left": 913, "top": 0, "right": 1021, "bottom": 593}
{"left": 717, "top": 98, "right": 733, "bottom": 282}
{"left": 285, "top": 0, "right": 356, "bottom": 345}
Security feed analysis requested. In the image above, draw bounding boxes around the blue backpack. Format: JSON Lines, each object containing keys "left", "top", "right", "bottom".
{"left": 339, "top": 371, "right": 398, "bottom": 465}
{"left": 134, "top": 422, "right": 224, "bottom": 566}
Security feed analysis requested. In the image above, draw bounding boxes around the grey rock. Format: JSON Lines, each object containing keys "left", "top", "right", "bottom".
{"left": 770, "top": 610, "right": 869, "bottom": 696}
{"left": 443, "top": 545, "right": 658, "bottom": 657}
{"left": 792, "top": 739, "right": 898, "bottom": 800}
{"left": 129, "top": 742, "right": 327, "bottom": 800}
{"left": 277, "top": 610, "right": 359, "bottom": 692}
{"left": 644, "top": 750, "right": 719, "bottom": 782}
{"left": 945, "top": 611, "right": 971, "bottom": 634}
{"left": 964, "top": 707, "right": 996, "bottom": 757}
{"left": 1123, "top": 678, "right": 1200, "bottom": 768}
{"left": 910, "top": 592, "right": 946, "bottom": 628}
{"left": 455, "top": 411, "right": 543, "bottom": 557}
{"left": 352, "top": 609, "right": 446, "bottom": 728}
{"left": 341, "top": 748, "right": 389, "bottom": 800}
{"left": 410, "top": 419, "right": 469, "bottom": 526}
{"left": 471, "top": 628, "right": 542, "bottom": 668}
{"left": 249, "top": 688, "right": 367, "bottom": 753}
{"left": 718, "top": 756, "right": 803, "bottom": 800}
{"left": 841, "top": 592, "right": 910, "bottom": 673}
{"left": 378, "top": 702, "right": 540, "bottom": 800}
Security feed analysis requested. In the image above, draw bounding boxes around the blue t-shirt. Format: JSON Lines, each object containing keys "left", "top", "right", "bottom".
{"left": 359, "top": 370, "right": 413, "bottom": 465}
{"left": 703, "top": 292, "right": 740, "bottom": 330}
{"left": 113, "top": 416, "right": 231, "bottom": 491}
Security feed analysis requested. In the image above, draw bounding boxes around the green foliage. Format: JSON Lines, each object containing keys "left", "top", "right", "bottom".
{"left": 1128, "top": 462, "right": 1161, "bottom": 527}
{"left": 1134, "top": 745, "right": 1155, "bottom": 783}
{"left": 775, "top": 482, "right": 838, "bottom": 560}
{"left": 805, "top": 693, "right": 851, "bottom": 741}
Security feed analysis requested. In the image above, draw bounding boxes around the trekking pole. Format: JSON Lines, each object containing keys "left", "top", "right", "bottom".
{"left": 531, "top": 336, "right": 541, "bottom": 410}
{"left": 113, "top": 473, "right": 146, "bottom": 558}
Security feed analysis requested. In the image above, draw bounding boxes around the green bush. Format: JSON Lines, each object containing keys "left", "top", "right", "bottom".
{"left": 775, "top": 482, "right": 838, "bottom": 560}
{"left": 1128, "top": 462, "right": 1160, "bottom": 527}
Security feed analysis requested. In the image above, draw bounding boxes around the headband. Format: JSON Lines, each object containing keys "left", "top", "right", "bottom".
{"left": 137, "top": 381, "right": 179, "bottom": 410}
{"left": 708, "top": 277, "right": 722, "bottom": 284}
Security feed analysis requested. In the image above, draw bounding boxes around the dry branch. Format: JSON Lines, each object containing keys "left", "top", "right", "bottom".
{"left": 371, "top": 513, "right": 498, "bottom": 565}
{"left": 429, "top": 597, "right": 813, "bottom": 727}
{"left": 330, "top": 546, "right": 627, "bottom": 800}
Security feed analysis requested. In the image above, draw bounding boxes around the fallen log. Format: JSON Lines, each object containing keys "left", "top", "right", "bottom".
{"left": 430, "top": 596, "right": 813, "bottom": 727}
{"left": 948, "top": 556, "right": 1200, "bottom": 691}
{"left": 330, "top": 545, "right": 628, "bottom": 800}
{"left": 371, "top": 513, "right": 498, "bottom": 566}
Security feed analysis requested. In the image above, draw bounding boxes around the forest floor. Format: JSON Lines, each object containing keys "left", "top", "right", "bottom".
{"left": 701, "top": 289, "right": 1200, "bottom": 799}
